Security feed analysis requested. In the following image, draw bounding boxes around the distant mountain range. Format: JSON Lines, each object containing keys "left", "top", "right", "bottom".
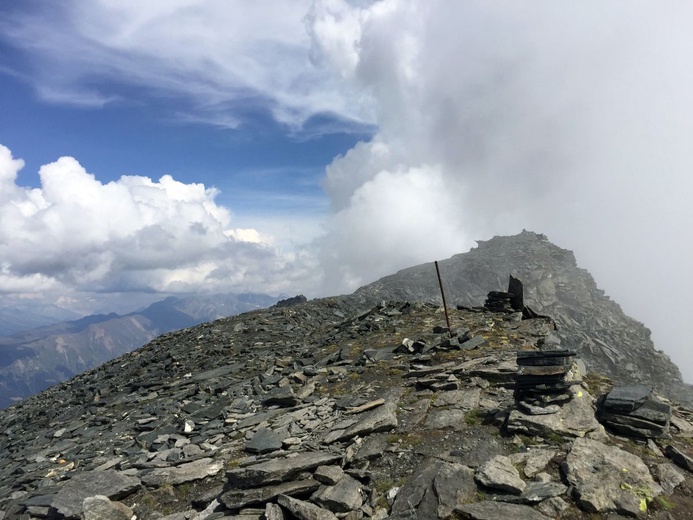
{"left": 0, "top": 293, "right": 279, "bottom": 408}
{"left": 0, "top": 303, "right": 82, "bottom": 337}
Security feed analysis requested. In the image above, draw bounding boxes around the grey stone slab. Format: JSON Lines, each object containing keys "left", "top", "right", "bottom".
{"left": 82, "top": 495, "right": 134, "bottom": 520}
{"left": 314, "top": 465, "right": 344, "bottom": 485}
{"left": 425, "top": 408, "right": 467, "bottom": 431}
{"left": 390, "top": 458, "right": 441, "bottom": 519}
{"left": 665, "top": 445, "right": 693, "bottom": 472}
{"left": 432, "top": 462, "right": 477, "bottom": 518}
{"left": 51, "top": 471, "right": 141, "bottom": 519}
{"left": 277, "top": 494, "right": 339, "bottom": 520}
{"left": 220, "top": 479, "right": 320, "bottom": 510}
{"left": 246, "top": 427, "right": 285, "bottom": 454}
{"left": 475, "top": 455, "right": 526, "bottom": 494}
{"left": 432, "top": 388, "right": 481, "bottom": 409}
{"left": 332, "top": 401, "right": 398, "bottom": 442}
{"left": 227, "top": 452, "right": 342, "bottom": 488}
{"left": 456, "top": 501, "right": 551, "bottom": 520}
{"left": 262, "top": 386, "right": 300, "bottom": 407}
{"left": 603, "top": 385, "right": 652, "bottom": 413}
{"left": 311, "top": 474, "right": 363, "bottom": 513}
{"left": 141, "top": 457, "right": 224, "bottom": 487}
{"left": 653, "top": 463, "right": 685, "bottom": 493}
{"left": 564, "top": 438, "right": 663, "bottom": 514}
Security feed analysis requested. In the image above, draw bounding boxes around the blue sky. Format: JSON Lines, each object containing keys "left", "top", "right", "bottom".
{"left": 2, "top": 1, "right": 693, "bottom": 378}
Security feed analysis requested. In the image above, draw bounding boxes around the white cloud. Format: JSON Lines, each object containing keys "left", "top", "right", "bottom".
{"left": 307, "top": 1, "right": 693, "bottom": 379}
{"left": 0, "top": 144, "right": 309, "bottom": 300}
{"left": 0, "top": 0, "right": 374, "bottom": 128}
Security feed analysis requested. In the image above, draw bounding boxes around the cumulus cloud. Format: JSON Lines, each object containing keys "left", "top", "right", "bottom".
{"left": 307, "top": 0, "right": 693, "bottom": 377}
{"left": 0, "top": 144, "right": 311, "bottom": 301}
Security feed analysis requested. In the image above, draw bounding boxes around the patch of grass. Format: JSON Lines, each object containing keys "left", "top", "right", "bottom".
{"left": 464, "top": 409, "right": 485, "bottom": 426}
{"left": 386, "top": 433, "right": 423, "bottom": 448}
{"left": 226, "top": 458, "right": 242, "bottom": 469}
{"left": 582, "top": 372, "right": 613, "bottom": 395}
{"left": 656, "top": 495, "right": 674, "bottom": 511}
{"left": 373, "top": 477, "right": 395, "bottom": 494}
{"left": 545, "top": 431, "right": 565, "bottom": 445}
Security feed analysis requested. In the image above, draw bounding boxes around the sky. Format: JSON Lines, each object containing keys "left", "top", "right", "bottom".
{"left": 1, "top": 1, "right": 692, "bottom": 379}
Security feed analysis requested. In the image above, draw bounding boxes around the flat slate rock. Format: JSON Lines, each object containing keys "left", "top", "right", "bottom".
{"left": 311, "top": 474, "right": 363, "bottom": 513}
{"left": 475, "top": 455, "right": 526, "bottom": 494}
{"left": 333, "top": 401, "right": 398, "bottom": 442}
{"left": 665, "top": 445, "right": 693, "bottom": 472}
{"left": 82, "top": 495, "right": 134, "bottom": 520}
{"left": 391, "top": 458, "right": 476, "bottom": 519}
{"left": 456, "top": 501, "right": 551, "bottom": 520}
{"left": 227, "top": 452, "right": 342, "bottom": 488}
{"left": 277, "top": 494, "right": 339, "bottom": 520}
{"left": 221, "top": 479, "right": 321, "bottom": 510}
{"left": 141, "top": 457, "right": 224, "bottom": 487}
{"left": 246, "top": 427, "right": 285, "bottom": 454}
{"left": 51, "top": 470, "right": 141, "bottom": 519}
{"left": 564, "top": 438, "right": 663, "bottom": 515}
{"left": 602, "top": 385, "right": 652, "bottom": 412}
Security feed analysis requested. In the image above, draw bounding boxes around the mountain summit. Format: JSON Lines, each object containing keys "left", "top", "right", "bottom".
{"left": 351, "top": 230, "right": 690, "bottom": 402}
{"left": 2, "top": 231, "right": 693, "bottom": 519}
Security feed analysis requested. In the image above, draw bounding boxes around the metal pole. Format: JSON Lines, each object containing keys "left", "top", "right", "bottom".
{"left": 435, "top": 261, "right": 452, "bottom": 337}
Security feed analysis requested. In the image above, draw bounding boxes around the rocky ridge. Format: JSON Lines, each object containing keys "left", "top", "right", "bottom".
{"left": 3, "top": 294, "right": 693, "bottom": 519}
{"left": 351, "top": 231, "right": 692, "bottom": 403}
{"left": 0, "top": 293, "right": 278, "bottom": 409}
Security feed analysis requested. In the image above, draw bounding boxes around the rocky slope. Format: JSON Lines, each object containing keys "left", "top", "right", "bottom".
{"left": 350, "top": 230, "right": 691, "bottom": 403}
{"left": 2, "top": 294, "right": 693, "bottom": 519}
{"left": 0, "top": 293, "right": 278, "bottom": 409}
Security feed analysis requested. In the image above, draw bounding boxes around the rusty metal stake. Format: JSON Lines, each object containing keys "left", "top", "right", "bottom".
{"left": 435, "top": 260, "right": 452, "bottom": 337}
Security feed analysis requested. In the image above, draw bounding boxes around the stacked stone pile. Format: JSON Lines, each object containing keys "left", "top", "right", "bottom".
{"left": 2, "top": 297, "right": 693, "bottom": 518}
{"left": 514, "top": 349, "right": 579, "bottom": 416}
{"left": 597, "top": 384, "right": 672, "bottom": 439}
{"left": 484, "top": 291, "right": 516, "bottom": 313}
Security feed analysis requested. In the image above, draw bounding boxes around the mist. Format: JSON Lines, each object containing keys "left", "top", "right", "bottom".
{"left": 307, "top": 0, "right": 693, "bottom": 381}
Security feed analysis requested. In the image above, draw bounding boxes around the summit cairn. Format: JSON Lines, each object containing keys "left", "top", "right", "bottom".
{"left": 515, "top": 349, "right": 579, "bottom": 416}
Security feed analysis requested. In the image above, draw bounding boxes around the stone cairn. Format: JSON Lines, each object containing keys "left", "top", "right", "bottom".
{"left": 482, "top": 275, "right": 582, "bottom": 416}
{"left": 483, "top": 290, "right": 516, "bottom": 313}
{"left": 597, "top": 384, "right": 672, "bottom": 438}
{"left": 515, "top": 349, "right": 579, "bottom": 415}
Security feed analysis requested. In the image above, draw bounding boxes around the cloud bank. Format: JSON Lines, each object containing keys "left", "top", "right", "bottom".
{"left": 0, "top": 144, "right": 311, "bottom": 308}
{"left": 308, "top": 0, "right": 693, "bottom": 377}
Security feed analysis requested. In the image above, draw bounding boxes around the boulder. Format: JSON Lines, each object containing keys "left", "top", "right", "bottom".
{"left": 277, "top": 494, "right": 339, "bottom": 520}
{"left": 390, "top": 458, "right": 476, "bottom": 519}
{"left": 563, "top": 438, "right": 662, "bottom": 515}
{"left": 141, "top": 458, "right": 224, "bottom": 487}
{"left": 475, "top": 455, "right": 526, "bottom": 494}
{"left": 246, "top": 427, "right": 285, "bottom": 454}
{"left": 82, "top": 495, "right": 134, "bottom": 520}
{"left": 227, "top": 452, "right": 342, "bottom": 488}
{"left": 455, "top": 501, "right": 551, "bottom": 520}
{"left": 311, "top": 474, "right": 363, "bottom": 513}
{"left": 51, "top": 471, "right": 141, "bottom": 519}
{"left": 507, "top": 385, "right": 603, "bottom": 438}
